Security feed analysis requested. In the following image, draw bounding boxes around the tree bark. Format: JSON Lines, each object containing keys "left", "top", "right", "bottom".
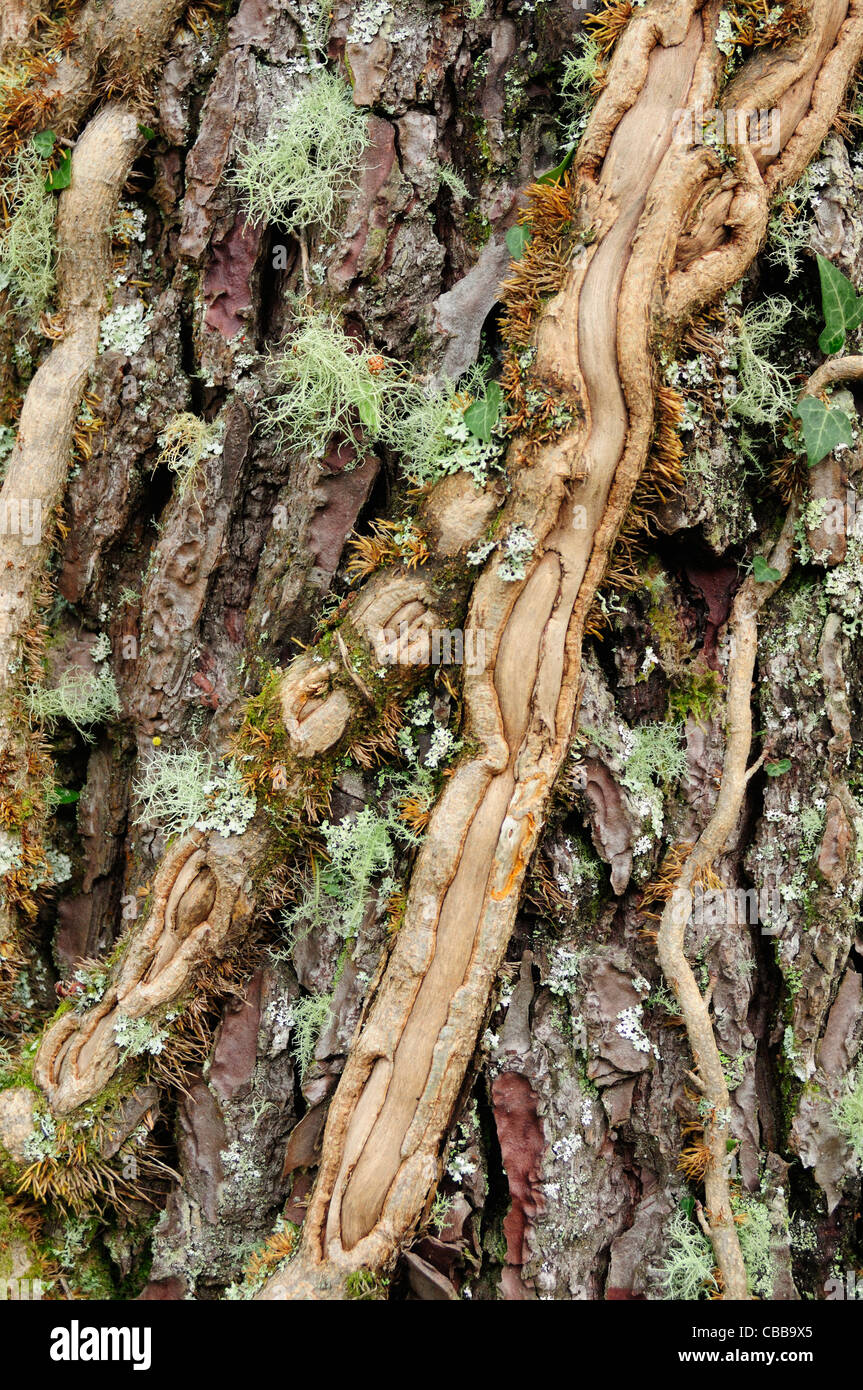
{"left": 1, "top": 0, "right": 862, "bottom": 1304}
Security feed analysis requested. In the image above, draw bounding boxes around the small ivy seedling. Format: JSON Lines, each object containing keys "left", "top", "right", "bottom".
{"left": 765, "top": 759, "right": 792, "bottom": 777}
{"left": 536, "top": 143, "right": 577, "bottom": 186}
{"left": 45, "top": 148, "right": 72, "bottom": 192}
{"left": 505, "top": 224, "right": 531, "bottom": 261}
{"left": 464, "top": 380, "right": 503, "bottom": 443}
{"left": 752, "top": 554, "right": 781, "bottom": 583}
{"left": 32, "top": 130, "right": 56, "bottom": 158}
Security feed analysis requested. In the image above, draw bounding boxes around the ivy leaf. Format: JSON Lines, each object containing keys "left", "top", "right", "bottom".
{"left": 536, "top": 143, "right": 577, "bottom": 187}
{"left": 817, "top": 254, "right": 863, "bottom": 355}
{"left": 505, "top": 224, "right": 531, "bottom": 261}
{"left": 48, "top": 787, "right": 80, "bottom": 806}
{"left": 752, "top": 554, "right": 781, "bottom": 584}
{"left": 765, "top": 759, "right": 792, "bottom": 777}
{"left": 31, "top": 129, "right": 56, "bottom": 158}
{"left": 45, "top": 149, "right": 72, "bottom": 191}
{"left": 355, "top": 383, "right": 380, "bottom": 435}
{"left": 794, "top": 395, "right": 854, "bottom": 466}
{"left": 464, "top": 380, "right": 502, "bottom": 443}
{"left": 137, "top": 124, "right": 156, "bottom": 140}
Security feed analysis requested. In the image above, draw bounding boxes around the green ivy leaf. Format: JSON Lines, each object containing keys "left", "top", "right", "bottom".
{"left": 505, "top": 224, "right": 531, "bottom": 261}
{"left": 356, "top": 382, "right": 380, "bottom": 435}
{"left": 32, "top": 129, "right": 56, "bottom": 158}
{"left": 137, "top": 124, "right": 156, "bottom": 140}
{"left": 765, "top": 759, "right": 792, "bottom": 777}
{"left": 49, "top": 787, "right": 80, "bottom": 806}
{"left": 817, "top": 254, "right": 863, "bottom": 355}
{"left": 752, "top": 554, "right": 781, "bottom": 584}
{"left": 45, "top": 149, "right": 72, "bottom": 191}
{"left": 536, "top": 144, "right": 576, "bottom": 186}
{"left": 464, "top": 380, "right": 502, "bottom": 443}
{"left": 794, "top": 395, "right": 854, "bottom": 466}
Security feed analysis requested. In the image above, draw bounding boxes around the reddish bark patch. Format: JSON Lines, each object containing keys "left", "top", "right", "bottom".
{"left": 683, "top": 561, "right": 739, "bottom": 663}
{"left": 818, "top": 795, "right": 853, "bottom": 888}
{"left": 328, "top": 116, "right": 399, "bottom": 292}
{"left": 209, "top": 969, "right": 264, "bottom": 1102}
{"left": 204, "top": 217, "right": 262, "bottom": 338}
{"left": 282, "top": 1102, "right": 328, "bottom": 1177}
{"left": 228, "top": 0, "right": 280, "bottom": 46}
{"left": 491, "top": 1072, "right": 546, "bottom": 1287}
{"left": 283, "top": 1170, "right": 314, "bottom": 1226}
{"left": 308, "top": 454, "right": 380, "bottom": 574}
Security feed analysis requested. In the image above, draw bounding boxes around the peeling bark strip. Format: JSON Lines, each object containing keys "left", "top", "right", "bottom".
{"left": 262, "top": 0, "right": 863, "bottom": 1297}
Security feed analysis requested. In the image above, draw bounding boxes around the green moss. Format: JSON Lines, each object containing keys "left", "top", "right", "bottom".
{"left": 0, "top": 1037, "right": 40, "bottom": 1092}
{"left": 48, "top": 1216, "right": 119, "bottom": 1298}
{"left": 668, "top": 667, "right": 723, "bottom": 726}
{"left": 0, "top": 1196, "right": 51, "bottom": 1287}
{"left": 345, "top": 1268, "right": 389, "bottom": 1299}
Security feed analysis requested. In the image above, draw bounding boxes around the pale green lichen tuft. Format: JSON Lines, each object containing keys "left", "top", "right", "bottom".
{"left": 232, "top": 71, "right": 369, "bottom": 234}
{"left": 0, "top": 143, "right": 56, "bottom": 322}
{"left": 728, "top": 296, "right": 797, "bottom": 431}
{"left": 290, "top": 990, "right": 333, "bottom": 1077}
{"left": 659, "top": 1207, "right": 720, "bottom": 1300}
{"left": 133, "top": 747, "right": 257, "bottom": 839}
{"left": 27, "top": 668, "right": 121, "bottom": 740}
{"left": 156, "top": 413, "right": 224, "bottom": 499}
{"left": 260, "top": 313, "right": 409, "bottom": 458}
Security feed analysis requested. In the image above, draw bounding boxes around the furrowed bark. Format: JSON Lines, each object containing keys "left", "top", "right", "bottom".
{"left": 7, "top": 0, "right": 863, "bottom": 1303}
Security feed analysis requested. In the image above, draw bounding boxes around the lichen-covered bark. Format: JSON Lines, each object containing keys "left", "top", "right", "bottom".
{"left": 1, "top": 0, "right": 863, "bottom": 1305}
